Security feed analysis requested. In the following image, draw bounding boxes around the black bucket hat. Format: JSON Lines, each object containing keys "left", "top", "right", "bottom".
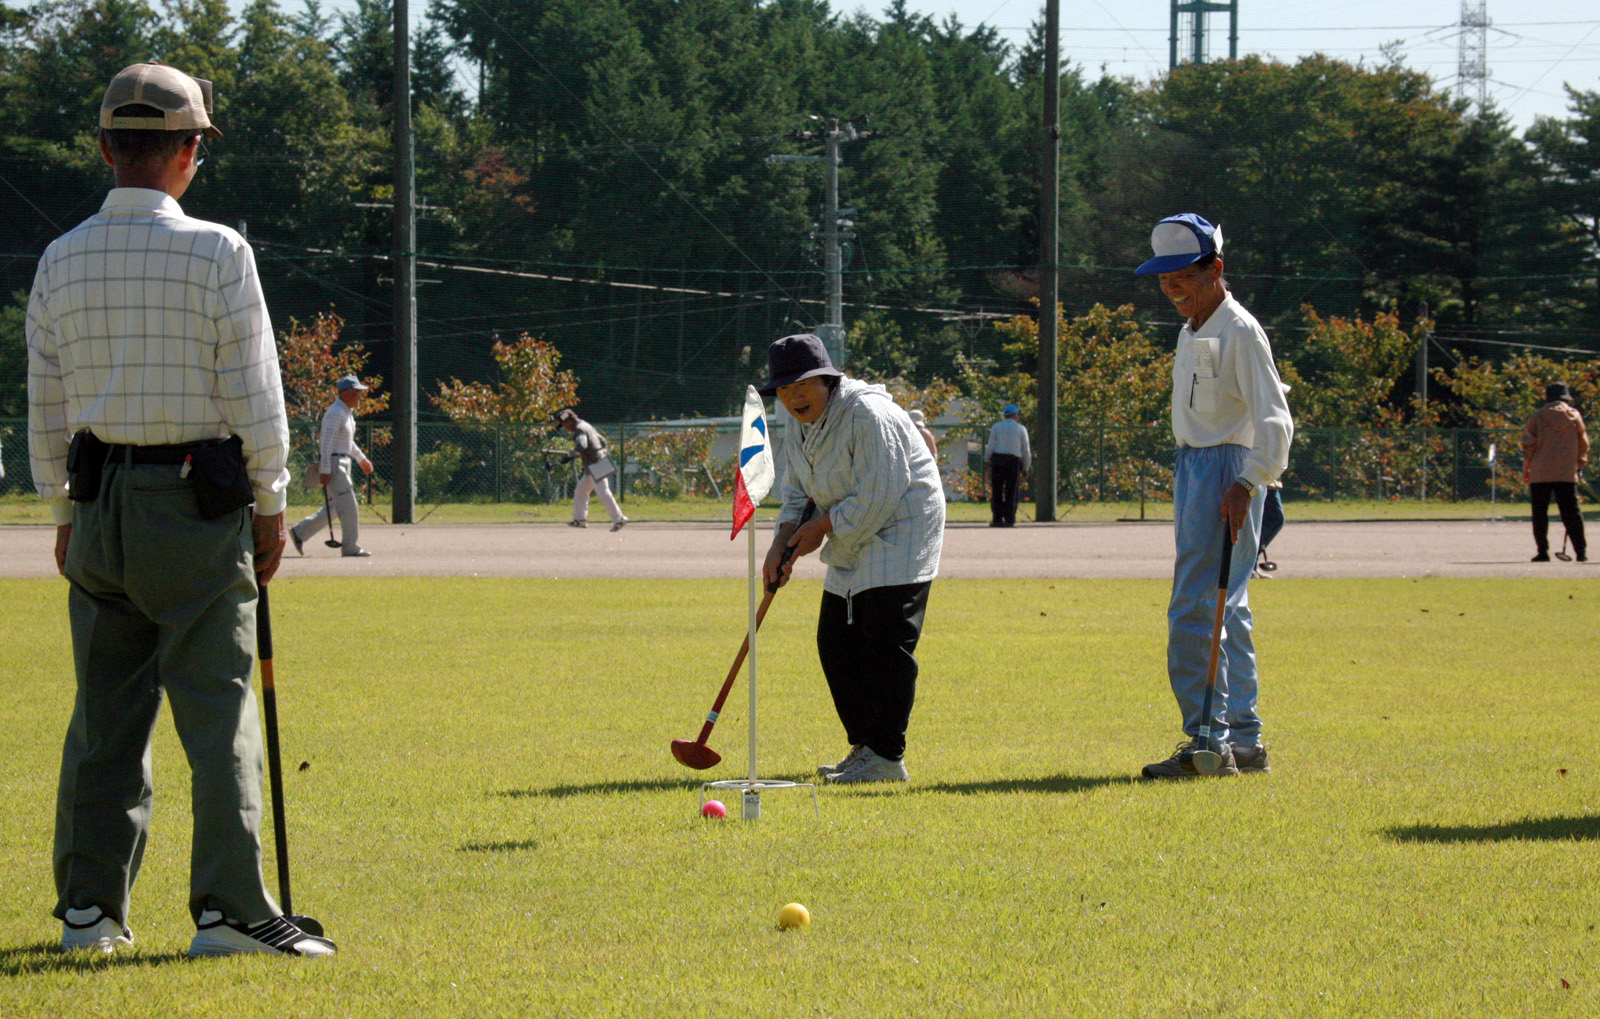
{"left": 1546, "top": 382, "right": 1572, "bottom": 404}
{"left": 757, "top": 333, "right": 842, "bottom": 397}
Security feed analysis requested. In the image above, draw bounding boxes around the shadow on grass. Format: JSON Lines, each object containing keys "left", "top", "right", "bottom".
{"left": 915, "top": 774, "right": 1136, "bottom": 796}
{"left": 1384, "top": 814, "right": 1600, "bottom": 843}
{"left": 0, "top": 942, "right": 191, "bottom": 975}
{"left": 824, "top": 774, "right": 1137, "bottom": 797}
{"left": 497, "top": 773, "right": 1137, "bottom": 800}
{"left": 459, "top": 839, "right": 541, "bottom": 854}
{"left": 495, "top": 777, "right": 728, "bottom": 799}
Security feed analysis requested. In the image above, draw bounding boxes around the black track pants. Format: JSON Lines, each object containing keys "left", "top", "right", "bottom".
{"left": 1531, "top": 481, "right": 1586, "bottom": 556}
{"left": 815, "top": 582, "right": 931, "bottom": 762}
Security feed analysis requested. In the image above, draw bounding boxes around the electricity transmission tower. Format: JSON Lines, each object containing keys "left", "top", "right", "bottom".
{"left": 1169, "top": 0, "right": 1238, "bottom": 70}
{"left": 1457, "top": 0, "right": 1490, "bottom": 114}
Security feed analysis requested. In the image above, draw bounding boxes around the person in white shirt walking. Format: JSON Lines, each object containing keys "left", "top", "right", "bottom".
{"left": 26, "top": 62, "right": 333, "bottom": 957}
{"left": 983, "top": 403, "right": 1031, "bottom": 527}
{"left": 1132, "top": 213, "right": 1293, "bottom": 780}
{"left": 291, "top": 375, "right": 375, "bottom": 557}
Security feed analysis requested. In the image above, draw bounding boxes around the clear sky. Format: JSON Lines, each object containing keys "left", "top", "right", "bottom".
{"left": 877, "top": 0, "right": 1599, "bottom": 132}
{"left": 20, "top": 0, "right": 1596, "bottom": 134}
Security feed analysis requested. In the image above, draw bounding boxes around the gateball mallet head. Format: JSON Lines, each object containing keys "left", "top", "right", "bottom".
{"left": 1187, "top": 748, "right": 1223, "bottom": 775}
{"left": 671, "top": 739, "right": 721, "bottom": 770}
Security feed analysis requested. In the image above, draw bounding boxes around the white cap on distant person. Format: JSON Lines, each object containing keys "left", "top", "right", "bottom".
{"left": 336, "top": 375, "right": 368, "bottom": 392}
{"left": 1134, "top": 213, "right": 1223, "bottom": 275}
{"left": 100, "top": 62, "right": 222, "bottom": 140}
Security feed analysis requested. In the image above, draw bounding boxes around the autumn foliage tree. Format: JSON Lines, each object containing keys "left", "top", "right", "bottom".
{"left": 1276, "top": 306, "right": 1425, "bottom": 429}
{"left": 277, "top": 312, "right": 390, "bottom": 421}
{"left": 431, "top": 334, "right": 580, "bottom": 424}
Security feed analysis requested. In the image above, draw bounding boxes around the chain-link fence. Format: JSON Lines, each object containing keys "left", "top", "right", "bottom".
{"left": 0, "top": 418, "right": 1555, "bottom": 508}
{"left": 1043, "top": 425, "right": 1529, "bottom": 505}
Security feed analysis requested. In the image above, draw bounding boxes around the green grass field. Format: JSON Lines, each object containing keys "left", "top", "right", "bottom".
{"left": 2, "top": 576, "right": 1597, "bottom": 1017}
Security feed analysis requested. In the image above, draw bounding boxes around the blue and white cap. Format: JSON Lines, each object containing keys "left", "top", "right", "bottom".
{"left": 1134, "top": 213, "right": 1223, "bottom": 276}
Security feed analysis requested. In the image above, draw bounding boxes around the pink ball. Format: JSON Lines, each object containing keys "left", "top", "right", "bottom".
{"left": 701, "top": 799, "right": 727, "bottom": 819}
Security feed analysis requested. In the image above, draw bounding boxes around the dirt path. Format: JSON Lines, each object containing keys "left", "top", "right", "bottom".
{"left": 3, "top": 518, "right": 1590, "bottom": 580}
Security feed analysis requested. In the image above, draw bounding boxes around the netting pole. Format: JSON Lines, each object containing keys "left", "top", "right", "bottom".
{"left": 390, "top": 0, "right": 417, "bottom": 524}
{"left": 1034, "top": 0, "right": 1060, "bottom": 523}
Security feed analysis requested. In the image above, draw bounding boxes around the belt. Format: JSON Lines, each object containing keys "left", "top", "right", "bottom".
{"left": 104, "top": 440, "right": 221, "bottom": 465}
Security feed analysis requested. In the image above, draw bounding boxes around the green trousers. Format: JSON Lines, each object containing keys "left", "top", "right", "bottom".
{"left": 54, "top": 460, "right": 280, "bottom": 927}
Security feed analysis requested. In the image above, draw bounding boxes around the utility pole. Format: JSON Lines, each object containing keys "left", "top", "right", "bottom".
{"left": 768, "top": 119, "right": 866, "bottom": 368}
{"left": 822, "top": 128, "right": 844, "bottom": 368}
{"left": 1035, "top": 0, "right": 1059, "bottom": 523}
{"left": 391, "top": 0, "right": 417, "bottom": 523}
{"left": 1417, "top": 301, "right": 1430, "bottom": 501}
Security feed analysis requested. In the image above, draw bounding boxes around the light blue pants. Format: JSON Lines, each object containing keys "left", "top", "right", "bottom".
{"left": 293, "top": 455, "right": 361, "bottom": 553}
{"left": 1168, "top": 444, "right": 1266, "bottom": 751}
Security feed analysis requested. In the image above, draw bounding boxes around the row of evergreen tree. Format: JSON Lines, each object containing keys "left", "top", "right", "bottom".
{"left": 3, "top": 0, "right": 1598, "bottom": 421}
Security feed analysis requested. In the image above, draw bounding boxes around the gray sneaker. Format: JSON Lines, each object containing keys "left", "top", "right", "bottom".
{"left": 61, "top": 907, "right": 132, "bottom": 953}
{"left": 817, "top": 744, "right": 867, "bottom": 778}
{"left": 1141, "top": 739, "right": 1239, "bottom": 779}
{"left": 827, "top": 747, "right": 909, "bottom": 784}
{"left": 1231, "top": 744, "right": 1271, "bottom": 774}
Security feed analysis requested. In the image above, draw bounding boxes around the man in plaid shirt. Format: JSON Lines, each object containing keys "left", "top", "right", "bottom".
{"left": 27, "top": 62, "right": 333, "bottom": 958}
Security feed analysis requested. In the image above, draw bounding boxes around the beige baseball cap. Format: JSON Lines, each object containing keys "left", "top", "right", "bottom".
{"left": 99, "top": 62, "right": 222, "bottom": 139}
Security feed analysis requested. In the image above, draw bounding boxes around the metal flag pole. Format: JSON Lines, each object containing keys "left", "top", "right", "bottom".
{"left": 746, "top": 519, "right": 760, "bottom": 817}
{"left": 703, "top": 513, "right": 820, "bottom": 822}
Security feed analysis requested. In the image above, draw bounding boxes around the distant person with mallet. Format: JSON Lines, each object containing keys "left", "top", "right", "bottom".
{"left": 1133, "top": 213, "right": 1294, "bottom": 780}
{"left": 1523, "top": 381, "right": 1588, "bottom": 563}
{"left": 759, "top": 333, "right": 945, "bottom": 784}
{"left": 553, "top": 407, "right": 628, "bottom": 531}
{"left": 26, "top": 62, "right": 334, "bottom": 956}
{"left": 290, "top": 374, "right": 375, "bottom": 557}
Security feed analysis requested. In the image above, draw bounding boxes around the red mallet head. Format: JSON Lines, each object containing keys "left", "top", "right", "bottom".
{"left": 701, "top": 799, "right": 727, "bottom": 819}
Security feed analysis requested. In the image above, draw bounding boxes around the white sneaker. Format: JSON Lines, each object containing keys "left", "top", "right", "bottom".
{"left": 817, "top": 744, "right": 868, "bottom": 778}
{"left": 188, "top": 910, "right": 337, "bottom": 958}
{"left": 61, "top": 907, "right": 132, "bottom": 953}
{"left": 610, "top": 519, "right": 629, "bottom": 532}
{"left": 826, "top": 747, "right": 909, "bottom": 784}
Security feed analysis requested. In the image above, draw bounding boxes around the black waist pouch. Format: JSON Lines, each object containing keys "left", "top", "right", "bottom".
{"left": 67, "top": 431, "right": 109, "bottom": 503}
{"left": 190, "top": 436, "right": 255, "bottom": 518}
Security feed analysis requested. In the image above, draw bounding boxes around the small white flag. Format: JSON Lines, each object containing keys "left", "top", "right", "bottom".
{"left": 731, "top": 385, "right": 776, "bottom": 539}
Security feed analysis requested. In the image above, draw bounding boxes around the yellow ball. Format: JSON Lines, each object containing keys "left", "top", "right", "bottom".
{"left": 778, "top": 902, "right": 810, "bottom": 929}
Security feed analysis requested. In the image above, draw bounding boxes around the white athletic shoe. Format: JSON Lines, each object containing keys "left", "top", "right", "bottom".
{"left": 827, "top": 747, "right": 909, "bottom": 784}
{"left": 610, "top": 518, "right": 629, "bottom": 532}
{"left": 188, "top": 910, "right": 337, "bottom": 958}
{"left": 61, "top": 907, "right": 132, "bottom": 953}
{"left": 817, "top": 744, "right": 868, "bottom": 778}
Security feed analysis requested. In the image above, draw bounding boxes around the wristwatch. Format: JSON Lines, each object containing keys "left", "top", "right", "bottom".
{"left": 1234, "top": 477, "right": 1258, "bottom": 497}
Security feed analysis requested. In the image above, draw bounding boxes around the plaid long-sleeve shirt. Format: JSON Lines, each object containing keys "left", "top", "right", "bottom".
{"left": 27, "top": 188, "right": 291, "bottom": 523}
{"left": 777, "top": 378, "right": 944, "bottom": 598}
